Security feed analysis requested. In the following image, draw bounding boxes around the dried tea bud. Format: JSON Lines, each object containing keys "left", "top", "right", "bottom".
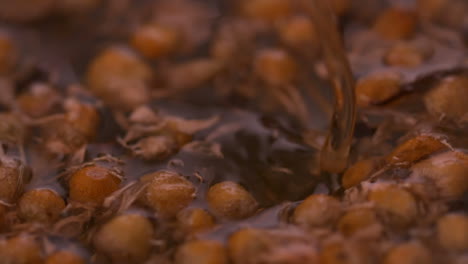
{"left": 86, "top": 47, "right": 152, "bottom": 111}
{"left": 177, "top": 208, "right": 215, "bottom": 234}
{"left": 411, "top": 151, "right": 468, "bottom": 199}
{"left": 17, "top": 82, "right": 60, "bottom": 118}
{"left": 142, "top": 171, "right": 195, "bottom": 218}
{"left": 46, "top": 250, "right": 86, "bottom": 264}
{"left": 337, "top": 208, "right": 380, "bottom": 237}
{"left": 228, "top": 228, "right": 267, "bottom": 264}
{"left": 277, "top": 16, "right": 318, "bottom": 51}
{"left": 383, "top": 242, "right": 432, "bottom": 264}
{"left": 384, "top": 41, "right": 433, "bottom": 68}
{"left": 69, "top": 165, "right": 121, "bottom": 205}
{"left": 293, "top": 194, "right": 342, "bottom": 228}
{"left": 132, "top": 135, "right": 177, "bottom": 160}
{"left": 240, "top": 0, "right": 291, "bottom": 21}
{"left": 94, "top": 214, "right": 153, "bottom": 263}
{"left": 355, "top": 72, "right": 402, "bottom": 107}
{"left": 0, "top": 0, "right": 56, "bottom": 22}
{"left": 131, "top": 24, "right": 179, "bottom": 59}
{"left": 0, "top": 234, "right": 43, "bottom": 264}
{"left": 175, "top": 240, "right": 228, "bottom": 264}
{"left": 342, "top": 158, "right": 384, "bottom": 189}
{"left": 206, "top": 181, "right": 258, "bottom": 220}
{"left": 254, "top": 48, "right": 297, "bottom": 86}
{"left": 386, "top": 135, "right": 446, "bottom": 167}
{"left": 0, "top": 32, "right": 17, "bottom": 75}
{"left": 424, "top": 75, "right": 468, "bottom": 122}
{"left": 373, "top": 8, "right": 417, "bottom": 40}
{"left": 437, "top": 214, "right": 468, "bottom": 252}
{"left": 18, "top": 188, "right": 65, "bottom": 223}
{"left": 0, "top": 156, "right": 30, "bottom": 203}
{"left": 368, "top": 184, "right": 418, "bottom": 226}
{"left": 64, "top": 99, "right": 100, "bottom": 140}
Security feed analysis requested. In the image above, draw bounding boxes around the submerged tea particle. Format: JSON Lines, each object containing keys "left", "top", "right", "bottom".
{"left": 94, "top": 213, "right": 154, "bottom": 263}
{"left": 277, "top": 16, "right": 318, "bottom": 51}
{"left": 206, "top": 181, "right": 258, "bottom": 220}
{"left": 342, "top": 158, "right": 384, "bottom": 189}
{"left": 386, "top": 135, "right": 446, "bottom": 166}
{"left": 355, "top": 72, "right": 402, "bottom": 107}
{"left": 0, "top": 156, "right": 29, "bottom": 203}
{"left": 254, "top": 48, "right": 297, "bottom": 86}
{"left": 86, "top": 46, "right": 152, "bottom": 110}
{"left": 177, "top": 208, "right": 216, "bottom": 234}
{"left": 131, "top": 24, "right": 179, "bottom": 59}
{"left": 411, "top": 151, "right": 468, "bottom": 199}
{"left": 175, "top": 240, "right": 228, "bottom": 264}
{"left": 383, "top": 241, "right": 432, "bottom": 264}
{"left": 293, "top": 194, "right": 342, "bottom": 228}
{"left": 142, "top": 171, "right": 195, "bottom": 218}
{"left": 228, "top": 228, "right": 268, "bottom": 264}
{"left": 424, "top": 75, "right": 468, "bottom": 122}
{"left": 18, "top": 188, "right": 66, "bottom": 223}
{"left": 373, "top": 8, "right": 417, "bottom": 40}
{"left": 0, "top": 234, "right": 43, "bottom": 264}
{"left": 45, "top": 250, "right": 86, "bottom": 264}
{"left": 437, "top": 214, "right": 468, "bottom": 252}
{"left": 368, "top": 184, "right": 418, "bottom": 226}
{"left": 337, "top": 208, "right": 380, "bottom": 237}
{"left": 69, "top": 165, "right": 121, "bottom": 205}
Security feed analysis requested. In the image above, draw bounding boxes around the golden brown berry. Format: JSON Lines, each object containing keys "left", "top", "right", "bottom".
{"left": 228, "top": 228, "right": 267, "bottom": 264}
{"left": 0, "top": 156, "right": 29, "bottom": 203}
{"left": 69, "top": 165, "right": 121, "bottom": 205}
{"left": 64, "top": 99, "right": 100, "bottom": 141}
{"left": 384, "top": 41, "right": 433, "bottom": 68}
{"left": 437, "top": 214, "right": 468, "bottom": 252}
{"left": 17, "top": 83, "right": 60, "bottom": 118}
{"left": 166, "top": 59, "right": 222, "bottom": 91}
{"left": 411, "top": 151, "right": 468, "bottom": 199}
{"left": 240, "top": 0, "right": 291, "bottom": 21}
{"left": 18, "top": 188, "right": 65, "bottom": 223}
{"left": 355, "top": 72, "right": 402, "bottom": 107}
{"left": 177, "top": 208, "right": 215, "bottom": 234}
{"left": 319, "top": 241, "right": 374, "bottom": 264}
{"left": 373, "top": 8, "right": 417, "bottom": 40}
{"left": 293, "top": 194, "right": 342, "bottom": 228}
{"left": 337, "top": 208, "right": 380, "bottom": 237}
{"left": 131, "top": 24, "right": 179, "bottom": 59}
{"left": 424, "top": 75, "right": 468, "bottom": 122}
{"left": 0, "top": 234, "right": 43, "bottom": 264}
{"left": 175, "top": 240, "right": 228, "bottom": 264}
{"left": 368, "top": 184, "right": 418, "bottom": 226}
{"left": 45, "top": 250, "right": 85, "bottom": 264}
{"left": 86, "top": 47, "right": 152, "bottom": 111}
{"left": 383, "top": 242, "right": 432, "bottom": 264}
{"left": 277, "top": 16, "right": 318, "bottom": 51}
{"left": 0, "top": 32, "right": 17, "bottom": 75}
{"left": 94, "top": 214, "right": 153, "bottom": 263}
{"left": 206, "top": 181, "right": 258, "bottom": 220}
{"left": 342, "top": 158, "right": 384, "bottom": 189}
{"left": 254, "top": 48, "right": 297, "bottom": 86}
{"left": 386, "top": 135, "right": 446, "bottom": 166}
{"left": 142, "top": 171, "right": 195, "bottom": 218}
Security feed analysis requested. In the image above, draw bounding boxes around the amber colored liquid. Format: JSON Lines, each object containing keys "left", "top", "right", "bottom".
{"left": 303, "top": 0, "right": 357, "bottom": 173}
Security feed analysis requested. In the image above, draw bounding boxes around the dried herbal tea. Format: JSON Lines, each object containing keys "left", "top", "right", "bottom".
{"left": 0, "top": 0, "right": 466, "bottom": 263}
